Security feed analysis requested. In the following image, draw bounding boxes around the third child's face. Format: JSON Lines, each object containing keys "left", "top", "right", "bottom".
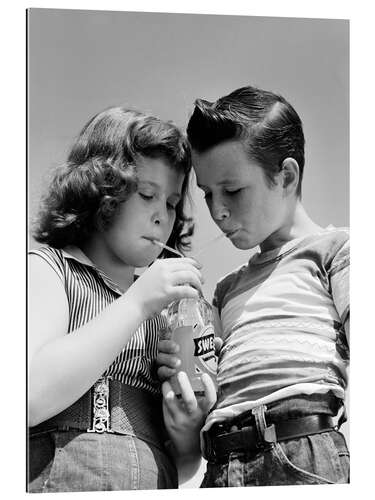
{"left": 193, "top": 140, "right": 286, "bottom": 250}
{"left": 103, "top": 156, "right": 184, "bottom": 267}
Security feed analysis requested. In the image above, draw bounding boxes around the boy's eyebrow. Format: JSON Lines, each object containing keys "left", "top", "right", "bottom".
{"left": 217, "top": 179, "right": 240, "bottom": 185}
{"left": 197, "top": 179, "right": 241, "bottom": 189}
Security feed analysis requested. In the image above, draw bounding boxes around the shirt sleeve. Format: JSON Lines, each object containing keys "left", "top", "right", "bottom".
{"left": 212, "top": 304, "right": 223, "bottom": 339}
{"left": 28, "top": 247, "right": 66, "bottom": 286}
{"left": 329, "top": 238, "right": 350, "bottom": 325}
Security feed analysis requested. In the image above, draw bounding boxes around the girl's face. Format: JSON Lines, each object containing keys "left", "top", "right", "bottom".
{"left": 101, "top": 156, "right": 185, "bottom": 268}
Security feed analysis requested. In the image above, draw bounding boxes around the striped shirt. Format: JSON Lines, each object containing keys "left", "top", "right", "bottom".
{"left": 203, "top": 226, "right": 349, "bottom": 431}
{"left": 29, "top": 245, "right": 165, "bottom": 396}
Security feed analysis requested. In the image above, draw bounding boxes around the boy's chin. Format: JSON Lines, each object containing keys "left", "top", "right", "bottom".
{"left": 231, "top": 236, "right": 258, "bottom": 251}
{"left": 230, "top": 236, "right": 252, "bottom": 250}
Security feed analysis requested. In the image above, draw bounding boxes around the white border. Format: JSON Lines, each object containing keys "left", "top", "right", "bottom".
{"left": 2, "top": 1, "right": 374, "bottom": 499}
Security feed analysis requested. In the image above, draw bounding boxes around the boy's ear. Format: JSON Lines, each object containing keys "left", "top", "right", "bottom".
{"left": 280, "top": 158, "right": 299, "bottom": 195}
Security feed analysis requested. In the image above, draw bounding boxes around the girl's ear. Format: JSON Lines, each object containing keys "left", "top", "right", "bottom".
{"left": 280, "top": 158, "right": 299, "bottom": 196}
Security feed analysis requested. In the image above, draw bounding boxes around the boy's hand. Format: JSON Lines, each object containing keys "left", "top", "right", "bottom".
{"left": 156, "top": 337, "right": 223, "bottom": 381}
{"left": 162, "top": 371, "right": 216, "bottom": 457}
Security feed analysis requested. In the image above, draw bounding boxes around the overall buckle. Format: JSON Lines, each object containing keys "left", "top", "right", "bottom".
{"left": 87, "top": 376, "right": 113, "bottom": 433}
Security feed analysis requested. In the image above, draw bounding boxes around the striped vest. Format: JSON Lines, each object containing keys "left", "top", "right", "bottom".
{"left": 29, "top": 245, "right": 165, "bottom": 396}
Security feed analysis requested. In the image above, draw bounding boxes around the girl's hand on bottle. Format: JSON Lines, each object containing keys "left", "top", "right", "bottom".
{"left": 162, "top": 372, "right": 217, "bottom": 457}
{"left": 127, "top": 257, "right": 203, "bottom": 318}
{"left": 156, "top": 337, "right": 223, "bottom": 381}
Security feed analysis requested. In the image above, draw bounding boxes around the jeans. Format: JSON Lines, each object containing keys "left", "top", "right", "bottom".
{"left": 201, "top": 395, "right": 349, "bottom": 487}
{"left": 28, "top": 430, "right": 178, "bottom": 492}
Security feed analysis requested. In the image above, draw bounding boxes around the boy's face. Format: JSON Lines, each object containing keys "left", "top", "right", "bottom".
{"left": 193, "top": 140, "right": 287, "bottom": 251}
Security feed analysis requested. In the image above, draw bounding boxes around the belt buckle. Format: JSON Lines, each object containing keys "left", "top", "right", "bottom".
{"left": 87, "top": 376, "right": 113, "bottom": 433}
{"left": 263, "top": 423, "right": 277, "bottom": 444}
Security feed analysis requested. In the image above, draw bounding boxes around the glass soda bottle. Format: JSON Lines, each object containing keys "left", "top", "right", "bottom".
{"left": 161, "top": 295, "right": 217, "bottom": 396}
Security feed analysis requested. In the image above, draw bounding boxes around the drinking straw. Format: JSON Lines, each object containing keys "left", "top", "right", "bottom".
{"left": 147, "top": 238, "right": 185, "bottom": 258}
{"left": 148, "top": 233, "right": 225, "bottom": 259}
{"left": 192, "top": 233, "right": 225, "bottom": 258}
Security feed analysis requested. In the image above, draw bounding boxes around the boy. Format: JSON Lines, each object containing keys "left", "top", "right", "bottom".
{"left": 158, "top": 85, "right": 349, "bottom": 486}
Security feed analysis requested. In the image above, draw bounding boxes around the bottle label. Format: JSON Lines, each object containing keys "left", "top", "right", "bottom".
{"left": 192, "top": 324, "right": 217, "bottom": 374}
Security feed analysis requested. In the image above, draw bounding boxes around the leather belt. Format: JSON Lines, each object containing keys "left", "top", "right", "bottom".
{"left": 204, "top": 414, "right": 335, "bottom": 461}
{"left": 29, "top": 377, "right": 168, "bottom": 450}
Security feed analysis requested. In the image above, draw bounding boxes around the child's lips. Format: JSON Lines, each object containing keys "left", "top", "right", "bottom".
{"left": 225, "top": 228, "right": 240, "bottom": 239}
{"left": 143, "top": 236, "right": 161, "bottom": 243}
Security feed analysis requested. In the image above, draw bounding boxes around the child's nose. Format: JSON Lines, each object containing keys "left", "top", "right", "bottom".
{"left": 152, "top": 205, "right": 168, "bottom": 226}
{"left": 211, "top": 200, "right": 230, "bottom": 221}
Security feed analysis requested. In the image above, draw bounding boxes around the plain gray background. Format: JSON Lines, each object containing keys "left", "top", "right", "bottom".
{"left": 27, "top": 8, "right": 349, "bottom": 487}
{"left": 28, "top": 8, "right": 349, "bottom": 300}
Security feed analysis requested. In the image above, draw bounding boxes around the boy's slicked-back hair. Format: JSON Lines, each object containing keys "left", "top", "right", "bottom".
{"left": 187, "top": 85, "right": 305, "bottom": 197}
{"left": 33, "top": 107, "right": 193, "bottom": 256}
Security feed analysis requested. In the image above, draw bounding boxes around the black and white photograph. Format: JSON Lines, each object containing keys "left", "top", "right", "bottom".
{"left": 22, "top": 2, "right": 358, "bottom": 496}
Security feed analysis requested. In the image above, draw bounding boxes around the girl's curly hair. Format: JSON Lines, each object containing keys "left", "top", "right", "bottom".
{"left": 33, "top": 107, "right": 194, "bottom": 257}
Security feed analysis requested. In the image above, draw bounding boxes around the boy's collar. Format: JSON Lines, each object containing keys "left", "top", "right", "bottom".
{"left": 250, "top": 225, "right": 341, "bottom": 266}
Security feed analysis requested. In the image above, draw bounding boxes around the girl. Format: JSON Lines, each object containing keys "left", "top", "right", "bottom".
{"left": 28, "top": 107, "right": 212, "bottom": 492}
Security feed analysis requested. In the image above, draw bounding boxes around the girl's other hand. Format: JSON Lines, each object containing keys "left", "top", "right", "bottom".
{"left": 127, "top": 258, "right": 203, "bottom": 318}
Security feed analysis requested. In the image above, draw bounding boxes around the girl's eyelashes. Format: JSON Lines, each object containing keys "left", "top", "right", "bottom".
{"left": 139, "top": 192, "right": 177, "bottom": 211}
{"left": 139, "top": 193, "right": 154, "bottom": 200}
